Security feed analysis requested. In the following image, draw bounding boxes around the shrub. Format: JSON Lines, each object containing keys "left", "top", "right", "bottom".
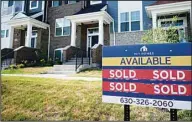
{"left": 45, "top": 58, "right": 54, "bottom": 66}
{"left": 9, "top": 65, "right": 17, "bottom": 70}
{"left": 142, "top": 16, "right": 180, "bottom": 44}
{"left": 17, "top": 64, "right": 25, "bottom": 68}
{"left": 55, "top": 59, "right": 62, "bottom": 65}
{"left": 40, "top": 59, "right": 46, "bottom": 66}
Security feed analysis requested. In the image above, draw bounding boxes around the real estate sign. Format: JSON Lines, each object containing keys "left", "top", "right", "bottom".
{"left": 102, "top": 43, "right": 192, "bottom": 110}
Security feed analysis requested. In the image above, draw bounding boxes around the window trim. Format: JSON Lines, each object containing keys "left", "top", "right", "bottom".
{"left": 30, "top": 1, "right": 39, "bottom": 10}
{"left": 120, "top": 10, "right": 141, "bottom": 32}
{"left": 55, "top": 18, "right": 71, "bottom": 37}
{"left": 90, "top": 1, "right": 102, "bottom": 5}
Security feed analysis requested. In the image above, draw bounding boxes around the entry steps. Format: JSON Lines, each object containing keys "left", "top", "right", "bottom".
{"left": 47, "top": 58, "right": 92, "bottom": 75}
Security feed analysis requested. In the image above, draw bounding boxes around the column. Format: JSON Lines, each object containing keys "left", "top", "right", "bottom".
{"left": 152, "top": 13, "right": 157, "bottom": 28}
{"left": 71, "top": 21, "right": 76, "bottom": 47}
{"left": 26, "top": 23, "right": 32, "bottom": 47}
{"left": 99, "top": 17, "right": 104, "bottom": 45}
{"left": 8, "top": 26, "right": 14, "bottom": 48}
{"left": 190, "top": 8, "right": 192, "bottom": 35}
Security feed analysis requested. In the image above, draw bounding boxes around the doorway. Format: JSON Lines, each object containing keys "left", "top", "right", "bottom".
{"left": 25, "top": 30, "right": 37, "bottom": 48}
{"left": 87, "top": 27, "right": 99, "bottom": 57}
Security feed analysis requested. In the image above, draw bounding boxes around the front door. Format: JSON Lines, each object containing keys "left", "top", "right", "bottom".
{"left": 87, "top": 35, "right": 99, "bottom": 57}
{"left": 87, "top": 27, "right": 99, "bottom": 57}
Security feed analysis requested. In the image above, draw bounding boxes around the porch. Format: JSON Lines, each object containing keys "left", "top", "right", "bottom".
{"left": 1, "top": 13, "right": 50, "bottom": 68}
{"left": 7, "top": 13, "right": 50, "bottom": 49}
{"left": 63, "top": 11, "right": 113, "bottom": 63}
{"left": 146, "top": 1, "right": 192, "bottom": 42}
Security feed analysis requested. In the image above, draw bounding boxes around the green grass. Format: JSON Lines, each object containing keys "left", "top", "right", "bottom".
{"left": 71, "top": 68, "right": 102, "bottom": 77}
{"left": 1, "top": 76, "right": 191, "bottom": 121}
{"left": 1, "top": 67, "right": 52, "bottom": 74}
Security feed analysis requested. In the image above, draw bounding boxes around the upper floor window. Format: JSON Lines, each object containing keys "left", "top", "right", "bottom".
{"left": 52, "top": 1, "right": 59, "bottom": 7}
{"left": 8, "top": 0, "right": 14, "bottom": 7}
{"left": 120, "top": 12, "right": 129, "bottom": 32}
{"left": 90, "top": 1, "right": 102, "bottom": 5}
{"left": 68, "top": 1, "right": 77, "bottom": 4}
{"left": 131, "top": 11, "right": 140, "bottom": 31}
{"left": 55, "top": 18, "right": 71, "bottom": 37}
{"left": 30, "top": 1, "right": 39, "bottom": 10}
{"left": 120, "top": 11, "right": 140, "bottom": 32}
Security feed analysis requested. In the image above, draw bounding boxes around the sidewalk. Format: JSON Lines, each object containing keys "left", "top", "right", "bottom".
{"left": 2, "top": 74, "right": 102, "bottom": 81}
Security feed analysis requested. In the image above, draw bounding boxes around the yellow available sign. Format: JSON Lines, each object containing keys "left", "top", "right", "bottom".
{"left": 102, "top": 56, "right": 191, "bottom": 66}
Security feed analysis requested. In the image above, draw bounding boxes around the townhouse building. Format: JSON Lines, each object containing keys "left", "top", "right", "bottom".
{"left": 1, "top": 0, "right": 192, "bottom": 72}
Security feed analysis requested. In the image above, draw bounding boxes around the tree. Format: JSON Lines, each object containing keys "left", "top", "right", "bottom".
{"left": 142, "top": 16, "right": 180, "bottom": 44}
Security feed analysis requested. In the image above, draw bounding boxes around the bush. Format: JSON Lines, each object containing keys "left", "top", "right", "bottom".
{"left": 40, "top": 59, "right": 46, "bottom": 66}
{"left": 142, "top": 16, "right": 180, "bottom": 44}
{"left": 9, "top": 65, "right": 17, "bottom": 70}
{"left": 45, "top": 58, "right": 54, "bottom": 66}
{"left": 55, "top": 59, "right": 62, "bottom": 65}
{"left": 17, "top": 64, "right": 25, "bottom": 68}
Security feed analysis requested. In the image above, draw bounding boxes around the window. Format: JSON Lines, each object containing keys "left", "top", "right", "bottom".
{"left": 6, "top": 30, "right": 9, "bottom": 37}
{"left": 1, "top": 30, "right": 6, "bottom": 38}
{"left": 120, "top": 11, "right": 141, "bottom": 32}
{"left": 120, "top": 12, "right": 129, "bottom": 32}
{"left": 55, "top": 18, "right": 71, "bottom": 36}
{"left": 68, "top": 1, "right": 77, "bottom": 4}
{"left": 131, "top": 11, "right": 140, "bottom": 31}
{"left": 161, "top": 20, "right": 184, "bottom": 27}
{"left": 8, "top": 0, "right": 14, "bottom": 7}
{"left": 55, "top": 18, "right": 63, "bottom": 36}
{"left": 31, "top": 31, "right": 37, "bottom": 48}
{"left": 30, "top": 1, "right": 39, "bottom": 9}
{"left": 90, "top": 1, "right": 102, "bottom": 5}
{"left": 1, "top": 30, "right": 9, "bottom": 38}
{"left": 52, "top": 1, "right": 59, "bottom": 7}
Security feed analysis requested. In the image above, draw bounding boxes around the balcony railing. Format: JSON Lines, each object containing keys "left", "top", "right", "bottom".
{"left": 1, "top": 1, "right": 24, "bottom": 16}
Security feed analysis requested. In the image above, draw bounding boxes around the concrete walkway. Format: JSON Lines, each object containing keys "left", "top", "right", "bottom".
{"left": 2, "top": 74, "right": 102, "bottom": 81}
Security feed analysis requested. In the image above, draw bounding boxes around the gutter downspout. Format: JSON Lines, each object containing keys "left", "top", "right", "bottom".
{"left": 45, "top": 0, "right": 48, "bottom": 22}
{"left": 47, "top": 26, "right": 50, "bottom": 60}
{"left": 112, "top": 19, "right": 116, "bottom": 45}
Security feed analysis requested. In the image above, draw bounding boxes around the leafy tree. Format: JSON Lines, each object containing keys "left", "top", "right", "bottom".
{"left": 142, "top": 16, "right": 180, "bottom": 44}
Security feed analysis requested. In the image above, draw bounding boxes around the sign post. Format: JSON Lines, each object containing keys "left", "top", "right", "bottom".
{"left": 124, "top": 105, "right": 130, "bottom": 121}
{"left": 102, "top": 43, "right": 192, "bottom": 121}
{"left": 170, "top": 109, "right": 177, "bottom": 121}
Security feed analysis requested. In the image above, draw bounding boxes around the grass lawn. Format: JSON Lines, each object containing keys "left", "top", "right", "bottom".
{"left": 71, "top": 68, "right": 102, "bottom": 77}
{"left": 1, "top": 67, "right": 52, "bottom": 74}
{"left": 1, "top": 76, "right": 191, "bottom": 121}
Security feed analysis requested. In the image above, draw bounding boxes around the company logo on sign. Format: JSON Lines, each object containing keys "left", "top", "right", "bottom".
{"left": 134, "top": 46, "right": 154, "bottom": 56}
{"left": 140, "top": 46, "right": 148, "bottom": 52}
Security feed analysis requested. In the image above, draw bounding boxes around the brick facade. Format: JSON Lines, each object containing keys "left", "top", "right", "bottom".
{"left": 47, "top": 1, "right": 85, "bottom": 57}
{"left": 47, "top": 1, "right": 110, "bottom": 59}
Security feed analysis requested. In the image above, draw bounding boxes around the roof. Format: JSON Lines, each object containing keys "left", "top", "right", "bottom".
{"left": 75, "top": 4, "right": 107, "bottom": 15}
{"left": 150, "top": 0, "right": 190, "bottom": 6}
